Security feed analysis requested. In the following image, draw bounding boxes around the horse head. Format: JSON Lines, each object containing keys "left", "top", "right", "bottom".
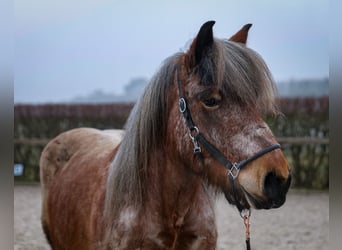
{"left": 169, "top": 21, "right": 291, "bottom": 211}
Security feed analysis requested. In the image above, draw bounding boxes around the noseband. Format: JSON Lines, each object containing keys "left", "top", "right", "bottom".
{"left": 176, "top": 66, "right": 281, "bottom": 181}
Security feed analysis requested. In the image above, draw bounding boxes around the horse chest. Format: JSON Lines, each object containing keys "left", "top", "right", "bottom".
{"left": 112, "top": 205, "right": 216, "bottom": 249}
{"left": 114, "top": 206, "right": 217, "bottom": 250}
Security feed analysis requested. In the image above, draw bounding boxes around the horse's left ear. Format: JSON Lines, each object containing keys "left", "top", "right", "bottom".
{"left": 187, "top": 20, "right": 215, "bottom": 67}
{"left": 229, "top": 23, "right": 252, "bottom": 44}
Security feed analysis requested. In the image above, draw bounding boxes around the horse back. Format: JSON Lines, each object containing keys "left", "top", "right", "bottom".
{"left": 40, "top": 128, "right": 123, "bottom": 249}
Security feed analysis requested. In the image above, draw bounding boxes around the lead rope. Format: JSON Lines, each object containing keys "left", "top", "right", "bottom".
{"left": 241, "top": 209, "right": 251, "bottom": 250}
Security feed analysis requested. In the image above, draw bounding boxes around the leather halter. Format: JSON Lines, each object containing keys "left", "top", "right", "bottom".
{"left": 176, "top": 66, "right": 281, "bottom": 181}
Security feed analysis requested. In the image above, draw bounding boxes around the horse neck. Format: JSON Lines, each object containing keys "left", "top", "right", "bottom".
{"left": 143, "top": 151, "right": 203, "bottom": 215}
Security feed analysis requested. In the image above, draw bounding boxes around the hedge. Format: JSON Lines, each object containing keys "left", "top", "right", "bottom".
{"left": 14, "top": 97, "right": 328, "bottom": 189}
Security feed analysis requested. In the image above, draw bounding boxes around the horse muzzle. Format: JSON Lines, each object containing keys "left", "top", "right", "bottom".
{"left": 262, "top": 171, "right": 292, "bottom": 209}
{"left": 243, "top": 171, "right": 291, "bottom": 210}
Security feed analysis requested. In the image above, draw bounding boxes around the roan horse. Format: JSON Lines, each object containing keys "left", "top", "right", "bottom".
{"left": 40, "top": 21, "right": 291, "bottom": 249}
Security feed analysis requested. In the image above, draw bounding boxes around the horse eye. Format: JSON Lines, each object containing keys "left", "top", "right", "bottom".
{"left": 203, "top": 98, "right": 220, "bottom": 107}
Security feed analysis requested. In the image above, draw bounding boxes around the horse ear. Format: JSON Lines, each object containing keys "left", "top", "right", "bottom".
{"left": 229, "top": 23, "right": 252, "bottom": 44}
{"left": 187, "top": 20, "right": 215, "bottom": 66}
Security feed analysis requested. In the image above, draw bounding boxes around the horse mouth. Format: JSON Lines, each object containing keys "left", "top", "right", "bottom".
{"left": 224, "top": 183, "right": 288, "bottom": 211}
{"left": 243, "top": 189, "right": 286, "bottom": 210}
{"left": 239, "top": 173, "right": 291, "bottom": 210}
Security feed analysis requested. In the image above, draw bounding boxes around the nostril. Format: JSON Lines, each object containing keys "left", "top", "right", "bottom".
{"left": 259, "top": 171, "right": 292, "bottom": 209}
{"left": 263, "top": 172, "right": 283, "bottom": 200}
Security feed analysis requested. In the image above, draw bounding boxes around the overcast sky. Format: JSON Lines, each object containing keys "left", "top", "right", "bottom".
{"left": 14, "top": 0, "right": 328, "bottom": 103}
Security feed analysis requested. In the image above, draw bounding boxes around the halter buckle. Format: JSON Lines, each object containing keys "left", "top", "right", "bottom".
{"left": 189, "top": 126, "right": 201, "bottom": 154}
{"left": 193, "top": 141, "right": 202, "bottom": 154}
{"left": 228, "top": 162, "right": 240, "bottom": 180}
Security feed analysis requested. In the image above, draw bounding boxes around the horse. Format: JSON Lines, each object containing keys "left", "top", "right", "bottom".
{"left": 40, "top": 21, "right": 291, "bottom": 249}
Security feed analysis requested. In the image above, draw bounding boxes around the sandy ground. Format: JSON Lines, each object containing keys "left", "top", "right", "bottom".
{"left": 14, "top": 184, "right": 328, "bottom": 250}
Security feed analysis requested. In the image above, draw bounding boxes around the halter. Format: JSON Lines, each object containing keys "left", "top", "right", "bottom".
{"left": 176, "top": 66, "right": 280, "bottom": 181}
{"left": 177, "top": 66, "right": 280, "bottom": 250}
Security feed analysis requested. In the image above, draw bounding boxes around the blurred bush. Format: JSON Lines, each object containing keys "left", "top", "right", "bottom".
{"left": 14, "top": 97, "right": 328, "bottom": 189}
{"left": 266, "top": 97, "right": 329, "bottom": 189}
{"left": 14, "top": 103, "right": 133, "bottom": 182}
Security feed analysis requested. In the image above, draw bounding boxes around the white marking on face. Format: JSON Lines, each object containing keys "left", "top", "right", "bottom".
{"left": 231, "top": 133, "right": 259, "bottom": 157}
{"left": 230, "top": 122, "right": 270, "bottom": 157}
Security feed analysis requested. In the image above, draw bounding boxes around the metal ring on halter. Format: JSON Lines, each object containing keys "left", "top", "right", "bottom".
{"left": 179, "top": 98, "right": 187, "bottom": 113}
{"left": 189, "top": 126, "right": 200, "bottom": 140}
{"left": 240, "top": 208, "right": 251, "bottom": 219}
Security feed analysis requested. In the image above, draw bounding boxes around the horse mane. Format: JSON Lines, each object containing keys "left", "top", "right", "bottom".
{"left": 104, "top": 53, "right": 183, "bottom": 219}
{"left": 104, "top": 37, "right": 278, "bottom": 221}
